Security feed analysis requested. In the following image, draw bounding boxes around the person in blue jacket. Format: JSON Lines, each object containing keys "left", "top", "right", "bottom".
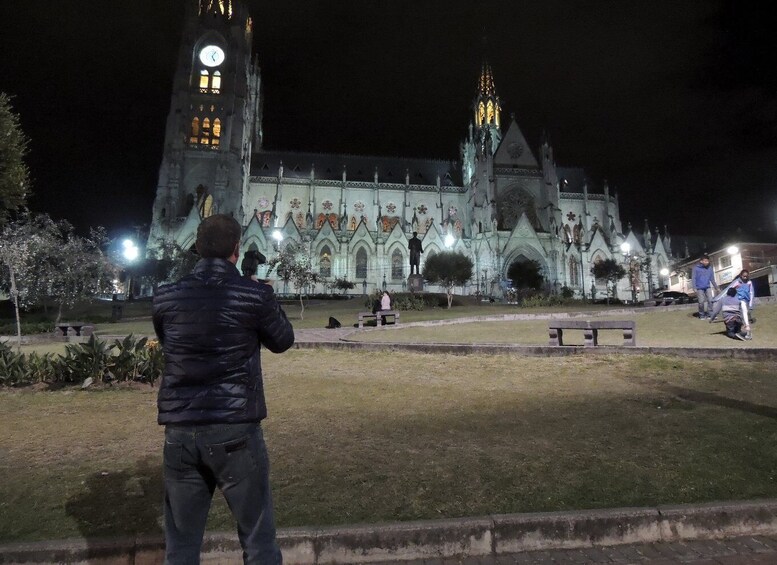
{"left": 691, "top": 254, "right": 719, "bottom": 319}
{"left": 710, "top": 269, "right": 755, "bottom": 330}
{"left": 153, "top": 214, "right": 295, "bottom": 564}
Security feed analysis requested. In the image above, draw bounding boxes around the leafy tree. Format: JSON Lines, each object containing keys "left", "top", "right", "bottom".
{"left": 507, "top": 259, "right": 544, "bottom": 289}
{"left": 144, "top": 238, "right": 200, "bottom": 287}
{"left": 0, "top": 214, "right": 113, "bottom": 331}
{"left": 422, "top": 251, "right": 473, "bottom": 309}
{"left": 47, "top": 225, "right": 114, "bottom": 323}
{"left": 0, "top": 93, "right": 30, "bottom": 223}
{"left": 591, "top": 258, "right": 626, "bottom": 303}
{"left": 267, "top": 241, "right": 319, "bottom": 319}
{"left": 330, "top": 277, "right": 355, "bottom": 294}
{"left": 0, "top": 214, "right": 61, "bottom": 347}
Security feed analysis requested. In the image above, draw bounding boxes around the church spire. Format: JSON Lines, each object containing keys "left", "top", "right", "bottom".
{"left": 199, "top": 0, "right": 234, "bottom": 19}
{"left": 474, "top": 61, "right": 501, "bottom": 131}
{"left": 472, "top": 52, "right": 502, "bottom": 158}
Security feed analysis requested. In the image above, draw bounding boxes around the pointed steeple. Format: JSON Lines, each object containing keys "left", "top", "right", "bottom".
{"left": 474, "top": 61, "right": 502, "bottom": 131}
{"left": 199, "top": 0, "right": 234, "bottom": 19}
{"left": 472, "top": 50, "right": 502, "bottom": 157}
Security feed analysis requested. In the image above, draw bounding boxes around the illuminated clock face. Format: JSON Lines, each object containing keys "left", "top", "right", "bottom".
{"left": 199, "top": 45, "right": 225, "bottom": 67}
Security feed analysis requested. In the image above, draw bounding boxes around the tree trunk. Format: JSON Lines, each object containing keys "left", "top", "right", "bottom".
{"left": 298, "top": 293, "right": 305, "bottom": 320}
{"left": 447, "top": 288, "right": 453, "bottom": 309}
{"left": 9, "top": 264, "right": 22, "bottom": 353}
{"left": 55, "top": 303, "right": 63, "bottom": 326}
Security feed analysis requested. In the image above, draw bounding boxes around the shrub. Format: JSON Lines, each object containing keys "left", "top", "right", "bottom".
{"left": 0, "top": 335, "right": 165, "bottom": 388}
{"left": 0, "top": 341, "right": 26, "bottom": 386}
{"left": 0, "top": 321, "right": 55, "bottom": 335}
{"left": 56, "top": 336, "right": 114, "bottom": 383}
{"left": 0, "top": 342, "right": 57, "bottom": 386}
{"left": 109, "top": 335, "right": 162, "bottom": 385}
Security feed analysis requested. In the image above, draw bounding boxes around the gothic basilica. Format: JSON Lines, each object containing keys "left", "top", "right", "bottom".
{"left": 148, "top": 0, "right": 673, "bottom": 299}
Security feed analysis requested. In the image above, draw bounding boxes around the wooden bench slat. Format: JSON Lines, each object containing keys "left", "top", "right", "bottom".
{"left": 548, "top": 319, "right": 636, "bottom": 347}
{"left": 358, "top": 311, "right": 400, "bottom": 328}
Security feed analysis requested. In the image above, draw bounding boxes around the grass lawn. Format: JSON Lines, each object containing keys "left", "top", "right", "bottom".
{"left": 4, "top": 296, "right": 615, "bottom": 338}
{"left": 1, "top": 350, "right": 776, "bottom": 543}
{"left": 351, "top": 303, "right": 777, "bottom": 348}
{"left": 9, "top": 303, "right": 776, "bottom": 354}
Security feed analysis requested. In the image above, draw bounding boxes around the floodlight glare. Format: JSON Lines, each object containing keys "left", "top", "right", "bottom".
{"left": 620, "top": 242, "right": 631, "bottom": 254}
{"left": 727, "top": 246, "right": 739, "bottom": 255}
{"left": 272, "top": 230, "right": 284, "bottom": 242}
{"left": 444, "top": 233, "right": 455, "bottom": 248}
{"left": 123, "top": 241, "right": 139, "bottom": 262}
{"left": 659, "top": 268, "right": 669, "bottom": 276}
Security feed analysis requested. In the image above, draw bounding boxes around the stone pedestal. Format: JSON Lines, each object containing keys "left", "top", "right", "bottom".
{"left": 408, "top": 274, "right": 424, "bottom": 292}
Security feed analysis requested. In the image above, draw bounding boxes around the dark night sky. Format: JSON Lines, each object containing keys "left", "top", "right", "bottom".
{"left": 2, "top": 1, "right": 777, "bottom": 242}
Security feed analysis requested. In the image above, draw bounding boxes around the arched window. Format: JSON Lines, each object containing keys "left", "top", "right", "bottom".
{"left": 477, "top": 102, "right": 485, "bottom": 126}
{"left": 319, "top": 246, "right": 332, "bottom": 278}
{"left": 211, "top": 71, "right": 222, "bottom": 93}
{"left": 391, "top": 248, "right": 403, "bottom": 280}
{"left": 201, "top": 118, "right": 211, "bottom": 144}
{"left": 190, "top": 117, "right": 200, "bottom": 144}
{"left": 199, "top": 70, "right": 209, "bottom": 92}
{"left": 593, "top": 256, "right": 605, "bottom": 284}
{"left": 355, "top": 248, "right": 368, "bottom": 279}
{"left": 212, "top": 118, "right": 221, "bottom": 146}
{"left": 568, "top": 257, "right": 580, "bottom": 286}
{"left": 486, "top": 100, "right": 495, "bottom": 124}
{"left": 200, "top": 194, "right": 214, "bottom": 218}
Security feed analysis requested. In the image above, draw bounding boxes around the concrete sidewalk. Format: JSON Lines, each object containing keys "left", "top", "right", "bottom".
{"left": 2, "top": 499, "right": 776, "bottom": 564}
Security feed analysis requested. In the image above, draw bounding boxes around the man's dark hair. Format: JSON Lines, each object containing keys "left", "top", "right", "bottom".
{"left": 727, "top": 287, "right": 737, "bottom": 297}
{"left": 196, "top": 214, "right": 241, "bottom": 258}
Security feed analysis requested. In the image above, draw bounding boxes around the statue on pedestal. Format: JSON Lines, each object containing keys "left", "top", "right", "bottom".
{"left": 408, "top": 232, "right": 423, "bottom": 275}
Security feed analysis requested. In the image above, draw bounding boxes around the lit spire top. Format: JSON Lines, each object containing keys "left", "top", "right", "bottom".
{"left": 478, "top": 62, "right": 497, "bottom": 98}
{"left": 474, "top": 59, "right": 501, "bottom": 130}
{"left": 199, "top": 0, "right": 234, "bottom": 19}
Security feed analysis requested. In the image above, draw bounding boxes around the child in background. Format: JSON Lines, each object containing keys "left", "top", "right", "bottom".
{"left": 720, "top": 287, "right": 746, "bottom": 340}
{"left": 734, "top": 270, "right": 754, "bottom": 339}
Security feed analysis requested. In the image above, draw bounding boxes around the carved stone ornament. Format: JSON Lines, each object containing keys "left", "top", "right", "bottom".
{"left": 507, "top": 142, "right": 524, "bottom": 159}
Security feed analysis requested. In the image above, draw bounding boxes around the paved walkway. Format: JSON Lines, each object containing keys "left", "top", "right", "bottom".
{"left": 373, "top": 535, "right": 777, "bottom": 564}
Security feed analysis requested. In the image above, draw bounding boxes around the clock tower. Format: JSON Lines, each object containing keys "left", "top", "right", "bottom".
{"left": 148, "top": 0, "right": 262, "bottom": 253}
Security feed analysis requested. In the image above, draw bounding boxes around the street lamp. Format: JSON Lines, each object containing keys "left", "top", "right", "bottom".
{"left": 122, "top": 239, "right": 139, "bottom": 300}
{"left": 659, "top": 267, "right": 669, "bottom": 290}
{"left": 620, "top": 242, "right": 638, "bottom": 304}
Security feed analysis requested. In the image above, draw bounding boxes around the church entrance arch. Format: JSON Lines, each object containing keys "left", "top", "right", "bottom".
{"left": 503, "top": 248, "right": 548, "bottom": 290}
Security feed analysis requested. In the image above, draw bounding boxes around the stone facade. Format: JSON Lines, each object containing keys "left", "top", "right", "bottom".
{"left": 148, "top": 0, "right": 672, "bottom": 301}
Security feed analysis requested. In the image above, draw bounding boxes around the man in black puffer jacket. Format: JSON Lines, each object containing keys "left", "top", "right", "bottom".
{"left": 153, "top": 214, "right": 294, "bottom": 565}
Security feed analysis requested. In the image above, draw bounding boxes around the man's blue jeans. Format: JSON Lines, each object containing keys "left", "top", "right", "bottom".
{"left": 163, "top": 422, "right": 281, "bottom": 565}
{"left": 697, "top": 287, "right": 714, "bottom": 316}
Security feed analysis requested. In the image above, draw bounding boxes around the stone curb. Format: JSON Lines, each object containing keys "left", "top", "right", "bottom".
{"left": 2, "top": 499, "right": 777, "bottom": 564}
{"left": 293, "top": 340, "right": 777, "bottom": 361}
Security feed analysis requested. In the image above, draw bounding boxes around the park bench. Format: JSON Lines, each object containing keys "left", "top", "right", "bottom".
{"left": 357, "top": 310, "right": 400, "bottom": 329}
{"left": 548, "top": 320, "right": 636, "bottom": 347}
{"left": 56, "top": 322, "right": 88, "bottom": 337}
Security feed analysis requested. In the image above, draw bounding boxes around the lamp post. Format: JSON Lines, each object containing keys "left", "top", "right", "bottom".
{"left": 620, "top": 242, "right": 638, "bottom": 305}
{"left": 122, "top": 239, "right": 139, "bottom": 300}
{"left": 659, "top": 267, "right": 669, "bottom": 290}
{"left": 271, "top": 230, "right": 287, "bottom": 294}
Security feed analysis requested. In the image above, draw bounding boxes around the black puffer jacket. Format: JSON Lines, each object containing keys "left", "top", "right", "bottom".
{"left": 153, "top": 258, "right": 294, "bottom": 425}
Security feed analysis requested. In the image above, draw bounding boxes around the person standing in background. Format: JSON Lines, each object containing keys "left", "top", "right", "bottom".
{"left": 692, "top": 254, "right": 718, "bottom": 319}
